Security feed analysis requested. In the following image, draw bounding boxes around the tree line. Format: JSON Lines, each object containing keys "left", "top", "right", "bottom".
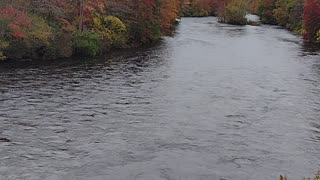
{"left": 182, "top": 0, "right": 319, "bottom": 44}
{"left": 0, "top": 0, "right": 319, "bottom": 61}
{"left": 0, "top": 0, "right": 180, "bottom": 60}
{"left": 255, "top": 0, "right": 319, "bottom": 44}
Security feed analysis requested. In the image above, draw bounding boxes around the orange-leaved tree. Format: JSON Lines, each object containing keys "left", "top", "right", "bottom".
{"left": 160, "top": 0, "right": 180, "bottom": 35}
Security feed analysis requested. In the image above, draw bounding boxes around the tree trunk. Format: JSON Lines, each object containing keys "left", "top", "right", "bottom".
{"left": 79, "top": 0, "right": 84, "bottom": 31}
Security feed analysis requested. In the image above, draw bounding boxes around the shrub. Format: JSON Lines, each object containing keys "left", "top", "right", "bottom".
{"left": 0, "top": 38, "right": 9, "bottom": 49}
{"left": 129, "top": 20, "right": 161, "bottom": 45}
{"left": 0, "top": 7, "right": 29, "bottom": 59}
{"left": 26, "top": 15, "right": 53, "bottom": 46}
{"left": 259, "top": 0, "right": 277, "bottom": 24}
{"left": 23, "top": 15, "right": 54, "bottom": 58}
{"left": 193, "top": 8, "right": 209, "bottom": 17}
{"left": 0, "top": 7, "right": 31, "bottom": 39}
{"left": 93, "top": 15, "right": 128, "bottom": 48}
{"left": 273, "top": 0, "right": 289, "bottom": 27}
{"left": 219, "top": 0, "right": 248, "bottom": 25}
{"left": 0, "top": 51, "right": 5, "bottom": 61}
{"left": 181, "top": 7, "right": 209, "bottom": 17}
{"left": 287, "top": 0, "right": 303, "bottom": 32}
{"left": 43, "top": 32, "right": 73, "bottom": 59}
{"left": 302, "top": 170, "right": 320, "bottom": 180}
{"left": 73, "top": 31, "right": 100, "bottom": 57}
{"left": 0, "top": 7, "right": 56, "bottom": 59}
{"left": 0, "top": 38, "right": 8, "bottom": 61}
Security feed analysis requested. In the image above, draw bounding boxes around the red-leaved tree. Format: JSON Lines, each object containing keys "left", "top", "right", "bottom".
{"left": 0, "top": 7, "right": 31, "bottom": 39}
{"left": 303, "top": 0, "right": 320, "bottom": 43}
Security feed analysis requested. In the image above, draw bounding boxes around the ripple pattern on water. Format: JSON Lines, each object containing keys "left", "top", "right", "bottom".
{"left": 0, "top": 17, "right": 320, "bottom": 180}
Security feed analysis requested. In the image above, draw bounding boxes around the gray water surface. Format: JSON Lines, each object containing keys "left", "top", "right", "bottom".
{"left": 0, "top": 17, "right": 320, "bottom": 180}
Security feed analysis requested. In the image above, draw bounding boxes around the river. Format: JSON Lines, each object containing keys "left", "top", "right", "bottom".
{"left": 0, "top": 17, "right": 320, "bottom": 180}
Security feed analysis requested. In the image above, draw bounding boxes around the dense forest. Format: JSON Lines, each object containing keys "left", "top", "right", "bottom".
{"left": 0, "top": 0, "right": 180, "bottom": 60}
{"left": 0, "top": 0, "right": 319, "bottom": 61}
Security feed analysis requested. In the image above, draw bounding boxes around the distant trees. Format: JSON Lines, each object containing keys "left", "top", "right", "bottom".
{"left": 218, "top": 0, "right": 248, "bottom": 25}
{"left": 1, "top": 0, "right": 318, "bottom": 61}
{"left": 255, "top": 0, "right": 319, "bottom": 44}
{"left": 181, "top": 0, "right": 218, "bottom": 17}
{"left": 198, "top": 0, "right": 219, "bottom": 15}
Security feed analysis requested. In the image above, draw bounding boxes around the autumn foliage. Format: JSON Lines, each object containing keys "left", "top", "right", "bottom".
{"left": 258, "top": 0, "right": 277, "bottom": 24}
{"left": 0, "top": 7, "right": 31, "bottom": 39}
{"left": 160, "top": 0, "right": 180, "bottom": 34}
{"left": 0, "top": 0, "right": 181, "bottom": 60}
{"left": 303, "top": 0, "right": 320, "bottom": 43}
{"left": 181, "top": 0, "right": 218, "bottom": 17}
{"left": 217, "top": 0, "right": 248, "bottom": 25}
{"left": 256, "top": 0, "right": 319, "bottom": 43}
{"left": 0, "top": 0, "right": 319, "bottom": 61}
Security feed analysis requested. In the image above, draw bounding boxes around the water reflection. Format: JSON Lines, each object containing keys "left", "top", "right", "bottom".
{"left": 301, "top": 42, "right": 320, "bottom": 55}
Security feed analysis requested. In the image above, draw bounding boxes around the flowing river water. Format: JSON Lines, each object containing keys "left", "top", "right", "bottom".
{"left": 0, "top": 17, "right": 320, "bottom": 180}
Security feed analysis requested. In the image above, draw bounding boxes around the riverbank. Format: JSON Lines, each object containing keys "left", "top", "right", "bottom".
{"left": 0, "top": 0, "right": 180, "bottom": 61}
{"left": 255, "top": 0, "right": 319, "bottom": 45}
{"left": 180, "top": 0, "right": 319, "bottom": 45}
{"left": 1, "top": 0, "right": 318, "bottom": 62}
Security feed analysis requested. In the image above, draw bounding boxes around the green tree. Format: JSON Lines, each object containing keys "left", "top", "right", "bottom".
{"left": 219, "top": 0, "right": 248, "bottom": 25}
{"left": 259, "top": 0, "right": 277, "bottom": 24}
{"left": 287, "top": 0, "right": 303, "bottom": 32}
{"left": 273, "top": 0, "right": 289, "bottom": 27}
{"left": 93, "top": 15, "right": 128, "bottom": 48}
